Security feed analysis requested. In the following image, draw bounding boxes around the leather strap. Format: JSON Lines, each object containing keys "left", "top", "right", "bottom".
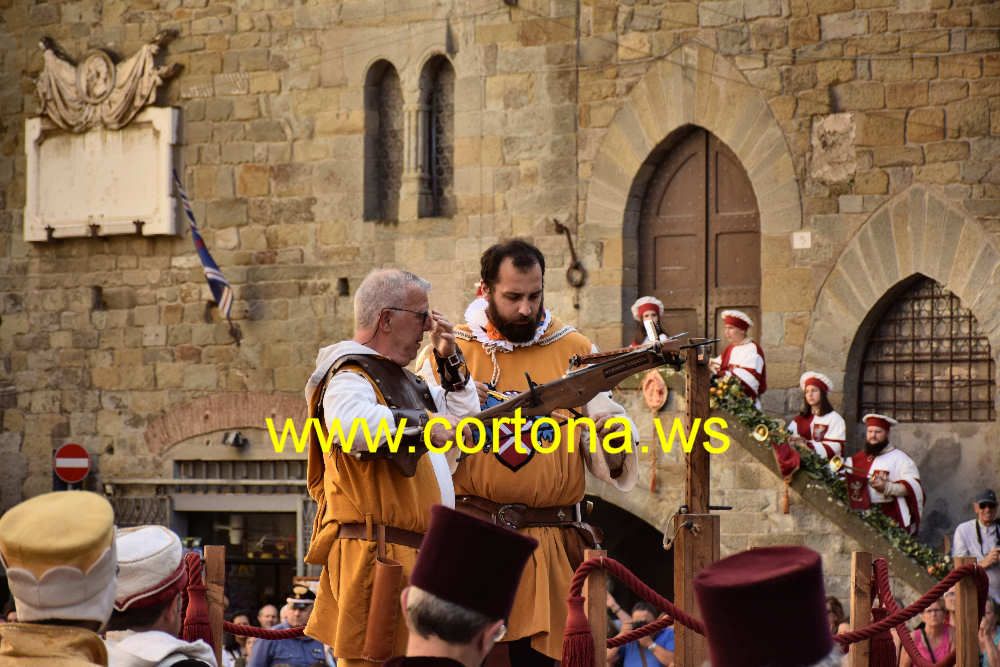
{"left": 338, "top": 522, "right": 424, "bottom": 550}
{"left": 456, "top": 495, "right": 589, "bottom": 530}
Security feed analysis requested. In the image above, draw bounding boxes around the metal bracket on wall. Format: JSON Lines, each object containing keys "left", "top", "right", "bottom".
{"left": 554, "top": 220, "right": 588, "bottom": 290}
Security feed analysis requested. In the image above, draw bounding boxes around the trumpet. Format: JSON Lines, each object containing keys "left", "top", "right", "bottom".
{"left": 828, "top": 455, "right": 869, "bottom": 477}
{"left": 751, "top": 421, "right": 783, "bottom": 442}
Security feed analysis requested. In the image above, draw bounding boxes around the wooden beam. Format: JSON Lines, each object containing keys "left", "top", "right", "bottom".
{"left": 954, "top": 556, "right": 978, "bottom": 667}
{"left": 673, "top": 514, "right": 719, "bottom": 667}
{"left": 583, "top": 548, "right": 608, "bottom": 667}
{"left": 848, "top": 551, "right": 872, "bottom": 667}
{"left": 204, "top": 545, "right": 226, "bottom": 667}
{"left": 684, "top": 345, "right": 711, "bottom": 513}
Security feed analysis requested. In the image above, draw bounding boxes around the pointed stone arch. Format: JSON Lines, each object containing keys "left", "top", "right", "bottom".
{"left": 580, "top": 40, "right": 801, "bottom": 332}
{"left": 803, "top": 184, "right": 1000, "bottom": 395}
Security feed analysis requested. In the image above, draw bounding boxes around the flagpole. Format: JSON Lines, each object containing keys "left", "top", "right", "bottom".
{"left": 173, "top": 170, "right": 241, "bottom": 345}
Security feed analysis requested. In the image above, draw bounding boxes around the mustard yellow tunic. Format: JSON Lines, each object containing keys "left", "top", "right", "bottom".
{"left": 304, "top": 364, "right": 441, "bottom": 660}
{"left": 0, "top": 623, "right": 108, "bottom": 666}
{"left": 452, "top": 318, "right": 594, "bottom": 660}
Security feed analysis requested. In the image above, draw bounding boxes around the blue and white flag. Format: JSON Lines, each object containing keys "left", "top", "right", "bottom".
{"left": 173, "top": 169, "right": 234, "bottom": 323}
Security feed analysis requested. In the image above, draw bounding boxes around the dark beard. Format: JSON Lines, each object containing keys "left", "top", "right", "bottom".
{"left": 486, "top": 295, "right": 543, "bottom": 343}
{"left": 864, "top": 439, "right": 889, "bottom": 456}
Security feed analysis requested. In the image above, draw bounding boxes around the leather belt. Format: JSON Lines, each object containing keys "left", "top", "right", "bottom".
{"left": 338, "top": 522, "right": 424, "bottom": 549}
{"left": 456, "top": 495, "right": 588, "bottom": 530}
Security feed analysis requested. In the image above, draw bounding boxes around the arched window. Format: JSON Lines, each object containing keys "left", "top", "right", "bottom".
{"left": 363, "top": 61, "right": 402, "bottom": 222}
{"left": 858, "top": 276, "right": 995, "bottom": 422}
{"left": 418, "top": 55, "right": 454, "bottom": 218}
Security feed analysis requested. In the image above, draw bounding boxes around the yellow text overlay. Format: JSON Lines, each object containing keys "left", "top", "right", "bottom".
{"left": 266, "top": 410, "right": 730, "bottom": 455}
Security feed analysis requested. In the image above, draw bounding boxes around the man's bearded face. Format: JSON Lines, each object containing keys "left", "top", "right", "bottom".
{"left": 487, "top": 291, "right": 544, "bottom": 343}
{"left": 864, "top": 425, "right": 889, "bottom": 455}
{"left": 485, "top": 258, "right": 544, "bottom": 343}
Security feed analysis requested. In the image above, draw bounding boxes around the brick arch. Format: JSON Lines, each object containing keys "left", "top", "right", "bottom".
{"left": 144, "top": 392, "right": 305, "bottom": 456}
{"left": 803, "top": 184, "right": 1000, "bottom": 392}
{"left": 580, "top": 40, "right": 801, "bottom": 328}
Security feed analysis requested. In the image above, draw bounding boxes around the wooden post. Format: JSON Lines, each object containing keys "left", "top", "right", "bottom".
{"left": 673, "top": 344, "right": 716, "bottom": 667}
{"left": 684, "top": 345, "right": 711, "bottom": 514}
{"left": 848, "top": 551, "right": 872, "bottom": 667}
{"left": 673, "top": 513, "right": 720, "bottom": 667}
{"left": 954, "top": 556, "right": 978, "bottom": 667}
{"left": 583, "top": 548, "right": 608, "bottom": 667}
{"left": 204, "top": 545, "right": 226, "bottom": 667}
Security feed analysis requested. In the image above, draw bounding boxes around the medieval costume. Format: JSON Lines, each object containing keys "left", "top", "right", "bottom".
{"left": 0, "top": 491, "right": 116, "bottom": 667}
{"left": 302, "top": 340, "right": 478, "bottom": 663}
{"left": 630, "top": 296, "right": 670, "bottom": 346}
{"left": 711, "top": 310, "right": 766, "bottom": 408}
{"left": 105, "top": 524, "right": 216, "bottom": 667}
{"left": 417, "top": 300, "right": 638, "bottom": 660}
{"left": 849, "top": 414, "right": 924, "bottom": 536}
{"left": 788, "top": 372, "right": 845, "bottom": 460}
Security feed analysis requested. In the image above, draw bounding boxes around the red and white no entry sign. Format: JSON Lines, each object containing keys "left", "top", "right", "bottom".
{"left": 54, "top": 443, "right": 90, "bottom": 484}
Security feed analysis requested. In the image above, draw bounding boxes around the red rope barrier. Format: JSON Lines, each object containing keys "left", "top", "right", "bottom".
{"left": 607, "top": 614, "right": 675, "bottom": 648}
{"left": 871, "top": 559, "right": 985, "bottom": 667}
{"left": 831, "top": 561, "right": 987, "bottom": 647}
{"left": 222, "top": 621, "right": 305, "bottom": 639}
{"left": 570, "top": 555, "right": 988, "bottom": 654}
{"left": 568, "top": 557, "right": 707, "bottom": 638}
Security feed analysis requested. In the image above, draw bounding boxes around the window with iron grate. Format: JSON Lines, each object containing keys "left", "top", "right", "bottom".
{"left": 419, "top": 55, "right": 454, "bottom": 218}
{"left": 363, "top": 60, "right": 402, "bottom": 221}
{"left": 859, "top": 276, "right": 995, "bottom": 422}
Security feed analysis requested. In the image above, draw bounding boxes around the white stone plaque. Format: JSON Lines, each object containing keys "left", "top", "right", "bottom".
{"left": 24, "top": 107, "right": 180, "bottom": 242}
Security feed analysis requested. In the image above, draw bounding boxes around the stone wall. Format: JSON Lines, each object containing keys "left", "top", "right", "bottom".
{"left": 0, "top": 0, "right": 996, "bottom": 567}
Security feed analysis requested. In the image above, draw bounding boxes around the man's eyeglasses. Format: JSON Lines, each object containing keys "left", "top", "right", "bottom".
{"left": 384, "top": 307, "right": 430, "bottom": 327}
{"left": 980, "top": 502, "right": 997, "bottom": 509}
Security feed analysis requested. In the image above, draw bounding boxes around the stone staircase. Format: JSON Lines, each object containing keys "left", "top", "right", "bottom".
{"left": 590, "top": 370, "right": 937, "bottom": 605}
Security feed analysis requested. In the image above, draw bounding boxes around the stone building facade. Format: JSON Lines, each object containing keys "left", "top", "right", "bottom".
{"left": 0, "top": 0, "right": 998, "bottom": 601}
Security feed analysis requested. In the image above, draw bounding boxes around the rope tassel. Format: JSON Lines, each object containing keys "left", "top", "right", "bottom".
{"left": 561, "top": 596, "right": 595, "bottom": 667}
{"left": 181, "top": 552, "right": 213, "bottom": 648}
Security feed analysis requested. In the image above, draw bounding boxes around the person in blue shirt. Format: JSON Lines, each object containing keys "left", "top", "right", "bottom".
{"left": 248, "top": 584, "right": 334, "bottom": 667}
{"left": 606, "top": 601, "right": 674, "bottom": 667}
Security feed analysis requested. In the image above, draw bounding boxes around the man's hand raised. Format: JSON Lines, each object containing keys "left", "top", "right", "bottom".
{"left": 429, "top": 311, "right": 457, "bottom": 358}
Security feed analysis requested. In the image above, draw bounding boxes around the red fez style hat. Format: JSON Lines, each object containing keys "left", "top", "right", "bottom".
{"left": 721, "top": 309, "right": 753, "bottom": 331}
{"left": 693, "top": 546, "right": 833, "bottom": 667}
{"left": 410, "top": 505, "right": 538, "bottom": 621}
{"left": 631, "top": 296, "right": 664, "bottom": 321}
{"left": 862, "top": 413, "right": 897, "bottom": 431}
{"left": 799, "top": 371, "right": 832, "bottom": 394}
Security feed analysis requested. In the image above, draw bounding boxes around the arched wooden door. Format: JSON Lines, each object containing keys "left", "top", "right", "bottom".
{"left": 638, "top": 127, "right": 761, "bottom": 340}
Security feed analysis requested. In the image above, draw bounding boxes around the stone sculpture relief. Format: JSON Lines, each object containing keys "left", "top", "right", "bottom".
{"left": 35, "top": 32, "right": 182, "bottom": 133}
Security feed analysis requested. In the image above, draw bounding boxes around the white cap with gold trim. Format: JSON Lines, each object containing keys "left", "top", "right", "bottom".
{"left": 0, "top": 490, "right": 116, "bottom": 624}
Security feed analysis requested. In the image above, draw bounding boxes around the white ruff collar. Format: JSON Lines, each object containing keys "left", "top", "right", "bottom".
{"left": 463, "top": 298, "right": 553, "bottom": 353}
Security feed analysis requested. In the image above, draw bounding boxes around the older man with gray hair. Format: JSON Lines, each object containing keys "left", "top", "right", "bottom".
{"left": 302, "top": 269, "right": 480, "bottom": 667}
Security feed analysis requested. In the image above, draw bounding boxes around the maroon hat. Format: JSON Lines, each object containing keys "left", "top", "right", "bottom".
{"left": 693, "top": 546, "right": 832, "bottom": 667}
{"left": 410, "top": 505, "right": 538, "bottom": 621}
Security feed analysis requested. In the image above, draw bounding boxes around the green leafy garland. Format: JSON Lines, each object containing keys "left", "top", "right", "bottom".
{"left": 709, "top": 375, "right": 953, "bottom": 579}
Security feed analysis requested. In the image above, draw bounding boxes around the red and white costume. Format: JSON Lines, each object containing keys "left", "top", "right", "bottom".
{"left": 631, "top": 296, "right": 670, "bottom": 345}
{"left": 790, "top": 411, "right": 845, "bottom": 460}
{"left": 849, "top": 414, "right": 925, "bottom": 536}
{"left": 789, "top": 371, "right": 845, "bottom": 459}
{"left": 712, "top": 311, "right": 766, "bottom": 407}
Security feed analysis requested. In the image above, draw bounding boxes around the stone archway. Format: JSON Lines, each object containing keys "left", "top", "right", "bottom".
{"left": 580, "top": 40, "right": 802, "bottom": 332}
{"left": 802, "top": 184, "right": 1000, "bottom": 391}
{"left": 144, "top": 391, "right": 303, "bottom": 456}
